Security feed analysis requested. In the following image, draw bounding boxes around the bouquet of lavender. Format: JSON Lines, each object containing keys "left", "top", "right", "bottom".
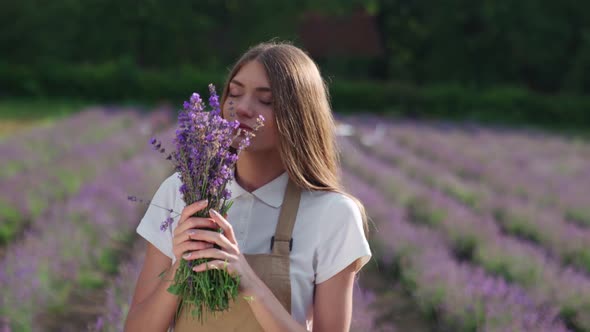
{"left": 149, "top": 84, "right": 264, "bottom": 322}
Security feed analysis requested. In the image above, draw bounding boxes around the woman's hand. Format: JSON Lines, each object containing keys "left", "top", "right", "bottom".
{"left": 182, "top": 209, "right": 258, "bottom": 294}
{"left": 172, "top": 199, "right": 219, "bottom": 263}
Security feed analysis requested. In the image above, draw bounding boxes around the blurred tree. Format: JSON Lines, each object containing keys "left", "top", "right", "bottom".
{"left": 1, "top": 0, "right": 590, "bottom": 93}
{"left": 374, "top": 0, "right": 590, "bottom": 93}
{"left": 0, "top": 0, "right": 82, "bottom": 64}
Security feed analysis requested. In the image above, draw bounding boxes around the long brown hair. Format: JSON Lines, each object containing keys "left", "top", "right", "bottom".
{"left": 220, "top": 41, "right": 369, "bottom": 236}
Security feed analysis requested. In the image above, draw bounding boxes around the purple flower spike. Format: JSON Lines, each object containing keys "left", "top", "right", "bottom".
{"left": 160, "top": 216, "right": 174, "bottom": 232}
{"left": 208, "top": 84, "right": 221, "bottom": 115}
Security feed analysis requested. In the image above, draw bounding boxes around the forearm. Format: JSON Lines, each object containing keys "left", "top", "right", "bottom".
{"left": 124, "top": 263, "right": 181, "bottom": 332}
{"left": 245, "top": 276, "right": 307, "bottom": 332}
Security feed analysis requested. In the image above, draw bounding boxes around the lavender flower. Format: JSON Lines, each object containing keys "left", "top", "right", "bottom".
{"left": 148, "top": 84, "right": 264, "bottom": 323}
{"left": 160, "top": 216, "right": 174, "bottom": 232}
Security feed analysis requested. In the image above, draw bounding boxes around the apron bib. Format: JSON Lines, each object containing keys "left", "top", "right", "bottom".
{"left": 174, "top": 179, "right": 301, "bottom": 332}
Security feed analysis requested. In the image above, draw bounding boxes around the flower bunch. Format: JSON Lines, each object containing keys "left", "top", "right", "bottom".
{"left": 150, "top": 84, "right": 264, "bottom": 322}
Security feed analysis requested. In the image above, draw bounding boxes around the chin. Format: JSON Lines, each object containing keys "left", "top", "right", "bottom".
{"left": 230, "top": 135, "right": 275, "bottom": 153}
{"left": 246, "top": 144, "right": 277, "bottom": 154}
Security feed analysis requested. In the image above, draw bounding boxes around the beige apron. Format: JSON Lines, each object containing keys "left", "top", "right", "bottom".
{"left": 174, "top": 179, "right": 301, "bottom": 332}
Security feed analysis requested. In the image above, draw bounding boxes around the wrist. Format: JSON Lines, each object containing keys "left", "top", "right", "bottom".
{"left": 241, "top": 265, "right": 265, "bottom": 299}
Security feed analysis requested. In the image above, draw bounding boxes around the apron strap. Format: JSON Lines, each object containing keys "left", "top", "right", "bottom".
{"left": 271, "top": 178, "right": 301, "bottom": 256}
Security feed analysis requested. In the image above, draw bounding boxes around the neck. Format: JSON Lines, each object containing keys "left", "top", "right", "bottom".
{"left": 235, "top": 149, "right": 285, "bottom": 192}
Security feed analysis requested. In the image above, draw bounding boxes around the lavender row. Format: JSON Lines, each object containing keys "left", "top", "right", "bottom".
{"left": 349, "top": 124, "right": 590, "bottom": 276}
{"left": 411, "top": 124, "right": 590, "bottom": 225}
{"left": 340, "top": 164, "right": 567, "bottom": 331}
{"left": 0, "top": 129, "right": 174, "bottom": 331}
{"left": 339, "top": 136, "right": 590, "bottom": 331}
{"left": 0, "top": 108, "right": 141, "bottom": 180}
{"left": 344, "top": 117, "right": 588, "bottom": 223}
{"left": 0, "top": 111, "right": 158, "bottom": 246}
{"left": 371, "top": 119, "right": 590, "bottom": 229}
{"left": 366, "top": 117, "right": 590, "bottom": 191}
{"left": 87, "top": 239, "right": 147, "bottom": 332}
{"left": 375, "top": 118, "right": 590, "bottom": 175}
{"left": 446, "top": 130, "right": 590, "bottom": 228}
{"left": 437, "top": 124, "right": 590, "bottom": 181}
{"left": 349, "top": 286, "right": 397, "bottom": 332}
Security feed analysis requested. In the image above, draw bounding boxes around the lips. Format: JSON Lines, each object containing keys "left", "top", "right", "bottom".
{"left": 238, "top": 123, "right": 253, "bottom": 131}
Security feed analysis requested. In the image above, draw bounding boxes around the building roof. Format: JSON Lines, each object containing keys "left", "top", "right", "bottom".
{"left": 298, "top": 10, "right": 384, "bottom": 58}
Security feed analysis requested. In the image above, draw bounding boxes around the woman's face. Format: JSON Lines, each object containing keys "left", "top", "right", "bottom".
{"left": 223, "top": 60, "right": 278, "bottom": 152}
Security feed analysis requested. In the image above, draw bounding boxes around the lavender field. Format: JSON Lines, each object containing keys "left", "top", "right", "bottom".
{"left": 1, "top": 109, "right": 589, "bottom": 332}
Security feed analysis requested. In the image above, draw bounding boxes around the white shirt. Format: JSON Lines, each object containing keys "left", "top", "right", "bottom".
{"left": 137, "top": 171, "right": 371, "bottom": 330}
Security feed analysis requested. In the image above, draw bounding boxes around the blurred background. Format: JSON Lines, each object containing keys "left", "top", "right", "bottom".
{"left": 1, "top": 1, "right": 590, "bottom": 331}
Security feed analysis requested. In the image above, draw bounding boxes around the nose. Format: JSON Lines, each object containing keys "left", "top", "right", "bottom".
{"left": 233, "top": 96, "right": 255, "bottom": 119}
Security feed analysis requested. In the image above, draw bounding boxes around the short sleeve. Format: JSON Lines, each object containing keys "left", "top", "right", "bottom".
{"left": 314, "top": 195, "right": 372, "bottom": 284}
{"left": 136, "top": 173, "right": 182, "bottom": 263}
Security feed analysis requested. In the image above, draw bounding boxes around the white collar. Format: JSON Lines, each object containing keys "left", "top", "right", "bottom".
{"left": 229, "top": 171, "right": 289, "bottom": 208}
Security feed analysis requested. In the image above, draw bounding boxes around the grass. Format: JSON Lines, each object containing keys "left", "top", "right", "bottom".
{"left": 0, "top": 97, "right": 157, "bottom": 139}
{"left": 0, "top": 98, "right": 93, "bottom": 120}
{"left": 0, "top": 98, "right": 92, "bottom": 139}
{"left": 2, "top": 96, "right": 589, "bottom": 140}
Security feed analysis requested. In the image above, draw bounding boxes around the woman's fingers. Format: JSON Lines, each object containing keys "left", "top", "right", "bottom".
{"left": 193, "top": 259, "right": 236, "bottom": 274}
{"left": 182, "top": 248, "right": 233, "bottom": 262}
{"left": 179, "top": 200, "right": 209, "bottom": 224}
{"left": 171, "top": 204, "right": 239, "bottom": 263}
{"left": 188, "top": 228, "right": 237, "bottom": 254}
{"left": 174, "top": 241, "right": 215, "bottom": 259}
{"left": 209, "top": 209, "right": 237, "bottom": 245}
{"left": 173, "top": 217, "right": 218, "bottom": 245}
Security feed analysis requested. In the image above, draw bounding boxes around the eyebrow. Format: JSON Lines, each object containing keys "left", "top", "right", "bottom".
{"left": 230, "top": 79, "right": 271, "bottom": 92}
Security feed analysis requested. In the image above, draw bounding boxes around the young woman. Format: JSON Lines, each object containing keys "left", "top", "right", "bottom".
{"left": 125, "top": 41, "right": 371, "bottom": 332}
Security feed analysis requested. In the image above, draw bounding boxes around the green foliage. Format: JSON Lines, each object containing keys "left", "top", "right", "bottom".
{"left": 375, "top": 0, "right": 590, "bottom": 93}
{"left": 0, "top": 61, "right": 225, "bottom": 102}
{"left": 0, "top": 0, "right": 303, "bottom": 69}
{"left": 450, "top": 233, "right": 477, "bottom": 261}
{"left": 2, "top": 0, "right": 590, "bottom": 128}
{"left": 2, "top": 61, "right": 590, "bottom": 128}
{"left": 98, "top": 248, "right": 120, "bottom": 275}
{"left": 475, "top": 247, "right": 541, "bottom": 285}
{"left": 329, "top": 79, "right": 421, "bottom": 113}
{"left": 566, "top": 208, "right": 590, "bottom": 227}
{"left": 77, "top": 271, "right": 106, "bottom": 289}
{"left": 2, "top": 0, "right": 590, "bottom": 95}
{"left": 406, "top": 196, "right": 446, "bottom": 226}
{"left": 0, "top": 201, "right": 21, "bottom": 245}
{"left": 442, "top": 184, "right": 480, "bottom": 211}
{"left": 332, "top": 80, "right": 590, "bottom": 128}
{"left": 563, "top": 249, "right": 590, "bottom": 275}
{"left": 0, "top": 99, "right": 84, "bottom": 121}
{"left": 492, "top": 208, "right": 544, "bottom": 244}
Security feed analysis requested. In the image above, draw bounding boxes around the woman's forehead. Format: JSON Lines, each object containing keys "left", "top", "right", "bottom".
{"left": 230, "top": 79, "right": 271, "bottom": 93}
{"left": 231, "top": 61, "right": 271, "bottom": 90}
